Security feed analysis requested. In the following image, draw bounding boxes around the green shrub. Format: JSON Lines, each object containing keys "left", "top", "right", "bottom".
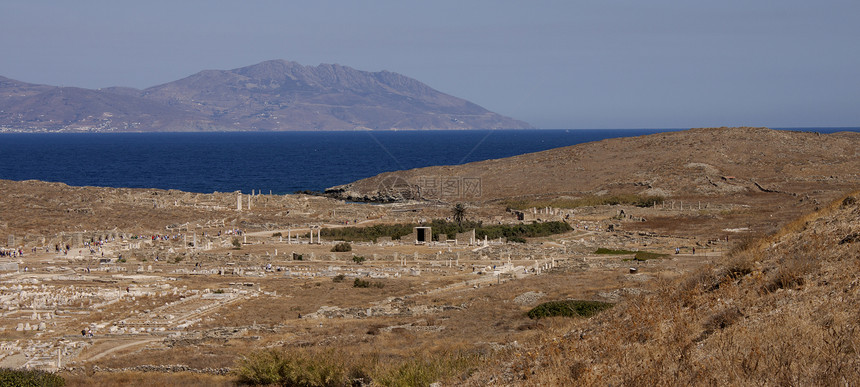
{"left": 527, "top": 300, "right": 614, "bottom": 319}
{"left": 0, "top": 368, "right": 65, "bottom": 387}
{"left": 352, "top": 255, "right": 366, "bottom": 264}
{"left": 353, "top": 278, "right": 384, "bottom": 289}
{"left": 595, "top": 248, "right": 638, "bottom": 255}
{"left": 332, "top": 274, "right": 346, "bottom": 283}
{"left": 354, "top": 278, "right": 370, "bottom": 288}
{"left": 320, "top": 220, "right": 572, "bottom": 243}
{"left": 331, "top": 242, "right": 352, "bottom": 252}
{"left": 272, "top": 232, "right": 282, "bottom": 237}
{"left": 232, "top": 237, "right": 242, "bottom": 249}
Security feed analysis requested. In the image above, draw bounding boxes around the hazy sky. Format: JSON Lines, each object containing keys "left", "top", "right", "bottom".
{"left": 2, "top": 1, "right": 858, "bottom": 129}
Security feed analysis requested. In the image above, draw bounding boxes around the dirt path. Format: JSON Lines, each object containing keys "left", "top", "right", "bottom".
{"left": 79, "top": 338, "right": 161, "bottom": 362}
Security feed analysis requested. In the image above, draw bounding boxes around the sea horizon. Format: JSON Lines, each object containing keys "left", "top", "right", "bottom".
{"left": 1, "top": 127, "right": 857, "bottom": 195}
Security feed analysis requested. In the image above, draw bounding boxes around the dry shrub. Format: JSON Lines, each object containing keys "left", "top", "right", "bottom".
{"left": 839, "top": 233, "right": 859, "bottom": 245}
{"left": 721, "top": 252, "right": 756, "bottom": 280}
{"left": 235, "top": 347, "right": 480, "bottom": 387}
{"left": 705, "top": 307, "right": 743, "bottom": 332}
{"left": 695, "top": 307, "right": 743, "bottom": 342}
{"left": 516, "top": 321, "right": 544, "bottom": 331}
{"left": 679, "top": 266, "right": 719, "bottom": 295}
{"left": 728, "top": 233, "right": 760, "bottom": 255}
{"left": 372, "top": 350, "right": 480, "bottom": 387}
{"left": 568, "top": 361, "right": 589, "bottom": 381}
{"left": 761, "top": 255, "right": 817, "bottom": 294}
{"left": 234, "top": 348, "right": 369, "bottom": 387}
{"left": 366, "top": 324, "right": 385, "bottom": 335}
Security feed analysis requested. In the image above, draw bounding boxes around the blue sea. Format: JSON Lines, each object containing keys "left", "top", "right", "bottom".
{"left": 0, "top": 128, "right": 856, "bottom": 194}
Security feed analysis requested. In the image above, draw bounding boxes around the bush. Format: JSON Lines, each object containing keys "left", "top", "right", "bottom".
{"left": 234, "top": 348, "right": 477, "bottom": 387}
{"left": 231, "top": 238, "right": 242, "bottom": 249}
{"left": 721, "top": 253, "right": 755, "bottom": 280}
{"left": 332, "top": 274, "right": 345, "bottom": 283}
{"left": 0, "top": 368, "right": 65, "bottom": 387}
{"left": 595, "top": 248, "right": 638, "bottom": 255}
{"left": 354, "top": 278, "right": 370, "bottom": 288}
{"left": 331, "top": 242, "right": 352, "bottom": 252}
{"left": 320, "top": 220, "right": 572, "bottom": 243}
{"left": 373, "top": 351, "right": 480, "bottom": 387}
{"left": 353, "top": 278, "right": 384, "bottom": 289}
{"left": 352, "top": 255, "right": 366, "bottom": 264}
{"left": 235, "top": 349, "right": 362, "bottom": 386}
{"left": 527, "top": 300, "right": 614, "bottom": 319}
{"left": 272, "top": 232, "right": 282, "bottom": 237}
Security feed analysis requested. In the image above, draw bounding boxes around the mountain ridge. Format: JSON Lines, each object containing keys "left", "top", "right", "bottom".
{"left": 0, "top": 60, "right": 531, "bottom": 132}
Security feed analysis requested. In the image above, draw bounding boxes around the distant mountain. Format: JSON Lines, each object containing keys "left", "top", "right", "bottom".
{"left": 0, "top": 61, "right": 532, "bottom": 132}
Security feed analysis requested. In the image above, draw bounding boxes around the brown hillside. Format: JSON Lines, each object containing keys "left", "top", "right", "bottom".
{"left": 327, "top": 127, "right": 860, "bottom": 236}
{"left": 328, "top": 127, "right": 860, "bottom": 202}
{"left": 467, "top": 192, "right": 860, "bottom": 385}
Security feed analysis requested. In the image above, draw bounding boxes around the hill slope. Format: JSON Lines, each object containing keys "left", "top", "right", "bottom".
{"left": 0, "top": 60, "right": 531, "bottom": 132}
{"left": 468, "top": 192, "right": 860, "bottom": 385}
{"left": 327, "top": 127, "right": 859, "bottom": 237}
{"left": 327, "top": 127, "right": 860, "bottom": 203}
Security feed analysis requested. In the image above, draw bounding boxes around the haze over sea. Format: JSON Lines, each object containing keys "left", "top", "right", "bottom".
{"left": 1, "top": 128, "right": 857, "bottom": 195}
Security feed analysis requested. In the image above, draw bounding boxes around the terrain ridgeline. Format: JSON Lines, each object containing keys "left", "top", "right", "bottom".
{"left": 0, "top": 60, "right": 532, "bottom": 132}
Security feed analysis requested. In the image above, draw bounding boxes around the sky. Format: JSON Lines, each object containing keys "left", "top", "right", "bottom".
{"left": 1, "top": 1, "right": 858, "bottom": 129}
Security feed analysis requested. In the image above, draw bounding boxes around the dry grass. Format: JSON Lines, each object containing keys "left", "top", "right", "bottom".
{"left": 468, "top": 191, "right": 860, "bottom": 386}
{"left": 62, "top": 371, "right": 235, "bottom": 387}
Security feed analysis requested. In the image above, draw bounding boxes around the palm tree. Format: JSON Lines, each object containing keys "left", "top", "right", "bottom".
{"left": 452, "top": 203, "right": 466, "bottom": 229}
